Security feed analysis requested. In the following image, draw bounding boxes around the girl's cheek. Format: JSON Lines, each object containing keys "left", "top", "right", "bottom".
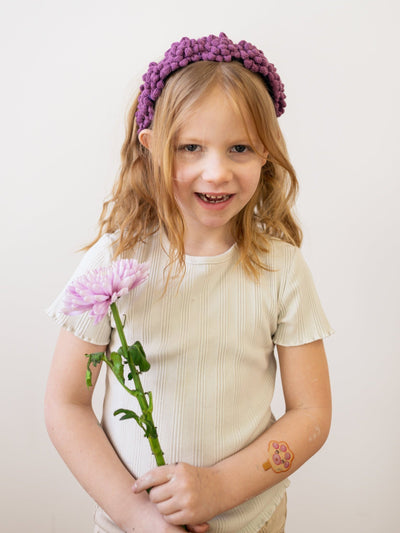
{"left": 175, "top": 166, "right": 195, "bottom": 182}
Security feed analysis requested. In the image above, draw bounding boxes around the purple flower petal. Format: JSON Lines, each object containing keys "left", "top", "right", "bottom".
{"left": 63, "top": 259, "right": 150, "bottom": 322}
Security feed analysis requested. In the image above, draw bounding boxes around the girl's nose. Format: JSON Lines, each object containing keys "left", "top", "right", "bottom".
{"left": 201, "top": 153, "right": 233, "bottom": 184}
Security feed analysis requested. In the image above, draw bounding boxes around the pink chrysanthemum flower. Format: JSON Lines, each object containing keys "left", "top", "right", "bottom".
{"left": 63, "top": 259, "right": 150, "bottom": 324}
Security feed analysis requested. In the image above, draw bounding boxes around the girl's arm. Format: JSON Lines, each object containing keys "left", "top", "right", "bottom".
{"left": 134, "top": 339, "right": 331, "bottom": 526}
{"left": 45, "top": 328, "right": 208, "bottom": 533}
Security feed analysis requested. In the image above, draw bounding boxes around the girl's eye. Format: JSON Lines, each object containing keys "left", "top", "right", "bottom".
{"left": 231, "top": 145, "right": 249, "bottom": 153}
{"left": 181, "top": 144, "right": 200, "bottom": 152}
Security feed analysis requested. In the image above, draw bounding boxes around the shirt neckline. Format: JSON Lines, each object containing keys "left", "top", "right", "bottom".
{"left": 184, "top": 243, "right": 237, "bottom": 264}
{"left": 159, "top": 232, "right": 237, "bottom": 265}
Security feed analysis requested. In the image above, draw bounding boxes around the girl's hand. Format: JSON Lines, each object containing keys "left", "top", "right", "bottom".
{"left": 133, "top": 462, "right": 218, "bottom": 527}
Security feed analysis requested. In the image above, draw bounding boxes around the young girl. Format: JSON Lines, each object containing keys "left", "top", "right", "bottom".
{"left": 45, "top": 33, "right": 332, "bottom": 533}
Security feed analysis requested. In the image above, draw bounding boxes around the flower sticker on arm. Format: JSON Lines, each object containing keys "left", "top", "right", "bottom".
{"left": 263, "top": 440, "right": 294, "bottom": 473}
{"left": 63, "top": 259, "right": 166, "bottom": 467}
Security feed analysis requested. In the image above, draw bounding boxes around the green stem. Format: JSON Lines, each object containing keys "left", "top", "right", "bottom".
{"left": 110, "top": 302, "right": 165, "bottom": 467}
{"left": 110, "top": 303, "right": 187, "bottom": 531}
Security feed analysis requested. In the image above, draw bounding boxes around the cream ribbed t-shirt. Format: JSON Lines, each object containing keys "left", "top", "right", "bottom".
{"left": 48, "top": 233, "right": 333, "bottom": 533}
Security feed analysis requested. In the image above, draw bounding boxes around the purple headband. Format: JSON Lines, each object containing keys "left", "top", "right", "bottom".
{"left": 136, "top": 32, "right": 286, "bottom": 132}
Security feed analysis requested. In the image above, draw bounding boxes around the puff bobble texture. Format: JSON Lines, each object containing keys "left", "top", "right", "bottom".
{"left": 136, "top": 32, "right": 286, "bottom": 132}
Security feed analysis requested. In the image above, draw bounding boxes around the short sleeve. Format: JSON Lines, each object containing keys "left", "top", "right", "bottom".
{"left": 272, "top": 246, "right": 333, "bottom": 346}
{"left": 46, "top": 234, "right": 116, "bottom": 346}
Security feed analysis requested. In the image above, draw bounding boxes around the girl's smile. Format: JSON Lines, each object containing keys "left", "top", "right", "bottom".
{"left": 195, "top": 192, "right": 235, "bottom": 208}
{"left": 172, "top": 87, "right": 267, "bottom": 254}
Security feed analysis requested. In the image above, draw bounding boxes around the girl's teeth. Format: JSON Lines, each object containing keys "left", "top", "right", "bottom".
{"left": 198, "top": 193, "right": 231, "bottom": 203}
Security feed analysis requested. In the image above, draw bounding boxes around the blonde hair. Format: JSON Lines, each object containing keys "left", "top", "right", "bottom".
{"left": 87, "top": 61, "right": 302, "bottom": 280}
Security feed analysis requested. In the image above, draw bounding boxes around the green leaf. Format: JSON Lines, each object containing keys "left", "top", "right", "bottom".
{"left": 146, "top": 391, "right": 153, "bottom": 413}
{"left": 126, "top": 344, "right": 138, "bottom": 374}
{"left": 139, "top": 357, "right": 150, "bottom": 373}
{"left": 86, "top": 368, "right": 93, "bottom": 388}
{"left": 86, "top": 352, "right": 105, "bottom": 366}
{"left": 114, "top": 408, "right": 141, "bottom": 422}
{"left": 127, "top": 344, "right": 138, "bottom": 364}
{"left": 85, "top": 352, "right": 105, "bottom": 388}
{"left": 109, "top": 351, "right": 124, "bottom": 382}
{"left": 127, "top": 342, "right": 151, "bottom": 373}
{"left": 117, "top": 346, "right": 126, "bottom": 359}
{"left": 113, "top": 409, "right": 149, "bottom": 436}
{"left": 136, "top": 341, "right": 151, "bottom": 372}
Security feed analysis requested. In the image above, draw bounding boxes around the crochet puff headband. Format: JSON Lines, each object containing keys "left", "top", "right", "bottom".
{"left": 136, "top": 32, "right": 286, "bottom": 132}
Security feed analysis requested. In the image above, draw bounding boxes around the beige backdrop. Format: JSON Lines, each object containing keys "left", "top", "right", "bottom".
{"left": 1, "top": 0, "right": 399, "bottom": 531}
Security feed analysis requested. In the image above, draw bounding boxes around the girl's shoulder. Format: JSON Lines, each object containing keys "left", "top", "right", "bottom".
{"left": 264, "top": 237, "right": 300, "bottom": 271}
{"left": 76, "top": 233, "right": 119, "bottom": 275}
{"left": 85, "top": 231, "right": 162, "bottom": 267}
{"left": 260, "top": 238, "right": 316, "bottom": 296}
{"left": 90, "top": 232, "right": 119, "bottom": 253}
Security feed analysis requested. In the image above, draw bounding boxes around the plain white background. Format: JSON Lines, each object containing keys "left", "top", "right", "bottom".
{"left": 1, "top": 0, "right": 399, "bottom": 531}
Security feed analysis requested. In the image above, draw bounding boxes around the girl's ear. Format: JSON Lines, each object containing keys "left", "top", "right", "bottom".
{"left": 259, "top": 148, "right": 268, "bottom": 167}
{"left": 138, "top": 129, "right": 153, "bottom": 151}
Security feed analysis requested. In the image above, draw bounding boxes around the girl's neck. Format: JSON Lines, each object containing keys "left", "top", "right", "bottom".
{"left": 183, "top": 231, "right": 235, "bottom": 257}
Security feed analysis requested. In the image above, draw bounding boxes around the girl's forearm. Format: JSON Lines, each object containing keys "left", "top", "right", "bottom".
{"left": 45, "top": 330, "right": 191, "bottom": 532}
{"left": 209, "top": 341, "right": 332, "bottom": 518}
{"left": 210, "top": 406, "right": 331, "bottom": 516}
{"left": 45, "top": 400, "right": 151, "bottom": 530}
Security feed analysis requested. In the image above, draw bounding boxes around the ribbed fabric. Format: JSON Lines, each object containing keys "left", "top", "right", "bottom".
{"left": 47, "top": 233, "right": 333, "bottom": 533}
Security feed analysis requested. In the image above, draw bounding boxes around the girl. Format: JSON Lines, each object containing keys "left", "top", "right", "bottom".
{"left": 45, "top": 33, "right": 332, "bottom": 533}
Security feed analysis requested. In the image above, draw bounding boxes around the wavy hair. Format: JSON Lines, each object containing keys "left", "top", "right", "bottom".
{"left": 86, "top": 61, "right": 302, "bottom": 280}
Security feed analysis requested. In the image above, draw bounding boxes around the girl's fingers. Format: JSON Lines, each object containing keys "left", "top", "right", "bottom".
{"left": 186, "top": 523, "right": 210, "bottom": 533}
{"left": 133, "top": 465, "right": 175, "bottom": 493}
{"left": 152, "top": 496, "right": 180, "bottom": 517}
{"left": 147, "top": 483, "right": 173, "bottom": 504}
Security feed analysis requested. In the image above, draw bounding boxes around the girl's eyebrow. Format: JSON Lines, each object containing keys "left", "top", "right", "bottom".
{"left": 177, "top": 136, "right": 253, "bottom": 145}
{"left": 176, "top": 138, "right": 203, "bottom": 144}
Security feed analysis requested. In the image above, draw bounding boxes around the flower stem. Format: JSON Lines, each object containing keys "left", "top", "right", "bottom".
{"left": 110, "top": 303, "right": 187, "bottom": 530}
{"left": 110, "top": 303, "right": 165, "bottom": 467}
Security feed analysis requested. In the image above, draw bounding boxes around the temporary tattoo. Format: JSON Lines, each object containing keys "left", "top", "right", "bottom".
{"left": 263, "top": 440, "right": 294, "bottom": 473}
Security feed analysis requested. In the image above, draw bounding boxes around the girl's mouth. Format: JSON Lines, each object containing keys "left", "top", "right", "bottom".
{"left": 196, "top": 193, "right": 233, "bottom": 204}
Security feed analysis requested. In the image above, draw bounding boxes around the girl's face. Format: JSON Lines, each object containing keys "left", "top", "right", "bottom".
{"left": 172, "top": 86, "right": 267, "bottom": 254}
